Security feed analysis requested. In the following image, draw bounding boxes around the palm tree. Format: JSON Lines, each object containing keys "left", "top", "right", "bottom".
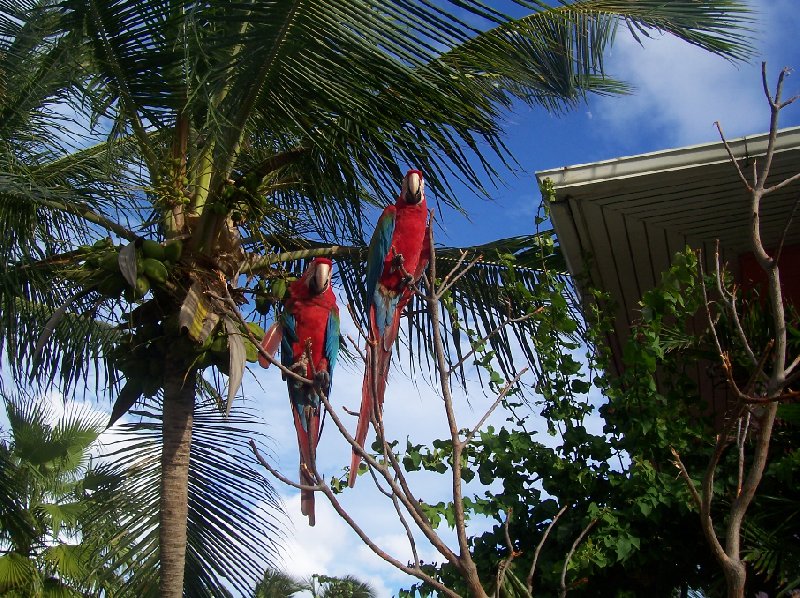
{"left": 0, "top": 1, "right": 753, "bottom": 595}
{"left": 0, "top": 392, "right": 125, "bottom": 596}
{"left": 253, "top": 569, "right": 306, "bottom": 598}
{"left": 307, "top": 573, "right": 377, "bottom": 598}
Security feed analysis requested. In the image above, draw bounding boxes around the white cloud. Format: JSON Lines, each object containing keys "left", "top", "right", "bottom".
{"left": 591, "top": 1, "right": 800, "bottom": 150}
{"left": 595, "top": 34, "right": 763, "bottom": 147}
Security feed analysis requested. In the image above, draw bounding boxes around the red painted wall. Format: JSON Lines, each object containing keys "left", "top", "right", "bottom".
{"left": 739, "top": 244, "right": 800, "bottom": 307}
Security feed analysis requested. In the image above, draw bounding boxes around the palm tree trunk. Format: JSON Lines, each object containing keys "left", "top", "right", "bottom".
{"left": 159, "top": 364, "right": 196, "bottom": 597}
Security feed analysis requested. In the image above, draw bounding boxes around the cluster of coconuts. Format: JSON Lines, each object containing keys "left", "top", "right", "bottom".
{"left": 253, "top": 276, "right": 295, "bottom": 315}
{"left": 84, "top": 234, "right": 294, "bottom": 390}
{"left": 192, "top": 320, "right": 266, "bottom": 374}
{"left": 80, "top": 237, "right": 183, "bottom": 302}
{"left": 112, "top": 309, "right": 267, "bottom": 396}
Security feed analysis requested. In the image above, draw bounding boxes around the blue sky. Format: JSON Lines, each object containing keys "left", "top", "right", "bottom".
{"left": 3, "top": 2, "right": 799, "bottom": 597}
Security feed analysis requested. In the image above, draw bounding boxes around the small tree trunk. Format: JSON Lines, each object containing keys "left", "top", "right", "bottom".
{"left": 159, "top": 365, "right": 196, "bottom": 598}
{"left": 723, "top": 560, "right": 746, "bottom": 598}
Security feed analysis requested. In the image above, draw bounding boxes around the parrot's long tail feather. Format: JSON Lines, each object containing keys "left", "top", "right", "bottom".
{"left": 349, "top": 346, "right": 375, "bottom": 487}
{"left": 294, "top": 410, "right": 319, "bottom": 526}
{"left": 300, "top": 467, "right": 315, "bottom": 526}
{"left": 349, "top": 306, "right": 401, "bottom": 487}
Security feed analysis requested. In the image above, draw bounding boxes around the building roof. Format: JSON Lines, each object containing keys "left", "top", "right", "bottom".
{"left": 536, "top": 126, "right": 800, "bottom": 375}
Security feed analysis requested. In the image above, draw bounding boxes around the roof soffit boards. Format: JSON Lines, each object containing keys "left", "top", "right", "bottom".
{"left": 535, "top": 127, "right": 800, "bottom": 376}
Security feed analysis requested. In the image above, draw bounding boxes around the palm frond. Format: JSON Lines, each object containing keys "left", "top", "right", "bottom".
{"left": 93, "top": 399, "right": 284, "bottom": 597}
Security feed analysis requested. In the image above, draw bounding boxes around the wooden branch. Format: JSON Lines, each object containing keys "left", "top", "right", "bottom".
{"left": 425, "top": 222, "right": 489, "bottom": 596}
{"left": 700, "top": 434, "right": 734, "bottom": 568}
{"left": 316, "top": 390, "right": 462, "bottom": 569}
{"left": 316, "top": 483, "right": 464, "bottom": 598}
{"left": 251, "top": 439, "right": 463, "bottom": 598}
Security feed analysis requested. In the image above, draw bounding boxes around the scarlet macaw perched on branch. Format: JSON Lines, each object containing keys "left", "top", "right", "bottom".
{"left": 349, "top": 170, "right": 431, "bottom": 487}
{"left": 259, "top": 258, "right": 339, "bottom": 525}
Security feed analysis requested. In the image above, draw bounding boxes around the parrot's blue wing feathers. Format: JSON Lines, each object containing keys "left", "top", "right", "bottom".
{"left": 325, "top": 310, "right": 340, "bottom": 394}
{"left": 280, "top": 313, "right": 296, "bottom": 370}
{"left": 281, "top": 313, "right": 308, "bottom": 430}
{"left": 365, "top": 206, "right": 396, "bottom": 310}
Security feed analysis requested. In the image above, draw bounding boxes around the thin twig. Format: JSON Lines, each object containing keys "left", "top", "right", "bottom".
{"left": 249, "top": 440, "right": 322, "bottom": 493}
{"left": 446, "top": 310, "right": 542, "bottom": 377}
{"left": 736, "top": 412, "right": 751, "bottom": 497}
{"left": 346, "top": 334, "right": 369, "bottom": 364}
{"left": 463, "top": 369, "right": 528, "bottom": 446}
{"left": 558, "top": 518, "right": 598, "bottom": 598}
{"left": 670, "top": 447, "right": 701, "bottom": 509}
{"left": 763, "top": 171, "right": 800, "bottom": 196}
{"left": 714, "top": 121, "right": 753, "bottom": 192}
{"left": 437, "top": 249, "right": 471, "bottom": 291}
{"left": 391, "top": 490, "right": 422, "bottom": 568}
{"left": 495, "top": 509, "right": 517, "bottom": 598}
{"left": 527, "top": 503, "right": 570, "bottom": 595}
{"left": 346, "top": 302, "right": 370, "bottom": 341}
{"left": 710, "top": 242, "right": 756, "bottom": 366}
{"left": 772, "top": 194, "right": 800, "bottom": 266}
{"left": 784, "top": 352, "right": 800, "bottom": 378}
{"left": 436, "top": 252, "right": 484, "bottom": 298}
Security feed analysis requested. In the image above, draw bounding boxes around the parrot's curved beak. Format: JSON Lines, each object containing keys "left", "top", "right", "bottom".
{"left": 402, "top": 170, "right": 424, "bottom": 205}
{"left": 310, "top": 261, "right": 331, "bottom": 294}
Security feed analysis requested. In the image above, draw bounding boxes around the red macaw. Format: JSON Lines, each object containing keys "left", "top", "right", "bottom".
{"left": 349, "top": 169, "right": 431, "bottom": 487}
{"left": 259, "top": 258, "right": 340, "bottom": 525}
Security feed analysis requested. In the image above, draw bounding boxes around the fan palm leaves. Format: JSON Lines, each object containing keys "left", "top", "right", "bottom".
{"left": 253, "top": 568, "right": 306, "bottom": 598}
{"left": 0, "top": 1, "right": 753, "bottom": 595}
{"left": 0, "top": 392, "right": 125, "bottom": 596}
{"left": 305, "top": 573, "right": 378, "bottom": 598}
